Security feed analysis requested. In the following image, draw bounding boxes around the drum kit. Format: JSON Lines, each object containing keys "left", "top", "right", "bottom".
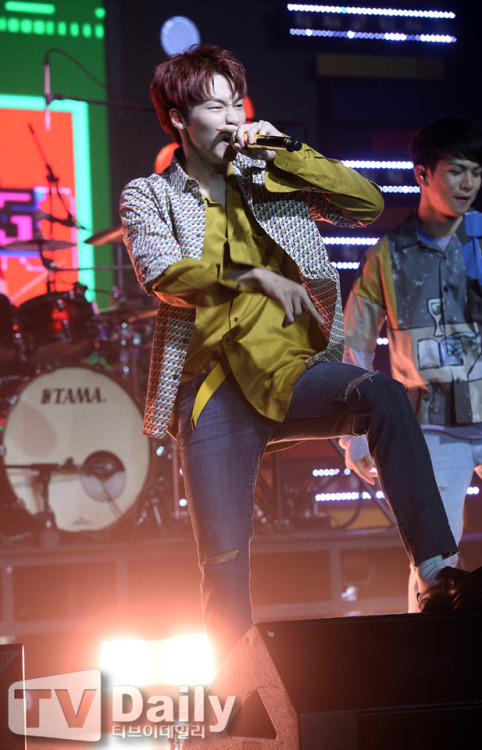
{"left": 0, "top": 227, "right": 185, "bottom": 544}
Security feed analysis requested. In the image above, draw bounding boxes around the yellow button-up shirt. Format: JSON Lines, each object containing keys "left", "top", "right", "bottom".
{"left": 154, "top": 147, "right": 328, "bottom": 424}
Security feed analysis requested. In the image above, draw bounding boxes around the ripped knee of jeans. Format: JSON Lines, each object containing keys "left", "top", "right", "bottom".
{"left": 203, "top": 549, "right": 240, "bottom": 566}
{"left": 340, "top": 371, "right": 379, "bottom": 402}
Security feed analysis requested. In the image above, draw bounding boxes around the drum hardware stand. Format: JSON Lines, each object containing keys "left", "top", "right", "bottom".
{"left": 135, "top": 440, "right": 189, "bottom": 536}
{"left": 135, "top": 483, "right": 164, "bottom": 536}
{"left": 169, "top": 440, "right": 184, "bottom": 521}
{"left": 1, "top": 458, "right": 78, "bottom": 546}
{"left": 3, "top": 453, "right": 127, "bottom": 544}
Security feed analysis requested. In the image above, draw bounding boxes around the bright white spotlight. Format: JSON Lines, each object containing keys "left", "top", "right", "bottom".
{"left": 162, "top": 634, "right": 216, "bottom": 685}
{"left": 101, "top": 634, "right": 215, "bottom": 688}
{"left": 101, "top": 639, "right": 152, "bottom": 687}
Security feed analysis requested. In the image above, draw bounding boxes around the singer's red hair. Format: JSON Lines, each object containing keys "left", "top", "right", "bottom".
{"left": 150, "top": 44, "right": 248, "bottom": 145}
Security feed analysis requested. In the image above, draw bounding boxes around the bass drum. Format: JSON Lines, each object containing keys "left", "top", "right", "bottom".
{"left": 1, "top": 365, "right": 152, "bottom": 533}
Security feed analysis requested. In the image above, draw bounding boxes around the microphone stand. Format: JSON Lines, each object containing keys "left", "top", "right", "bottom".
{"left": 28, "top": 123, "right": 83, "bottom": 240}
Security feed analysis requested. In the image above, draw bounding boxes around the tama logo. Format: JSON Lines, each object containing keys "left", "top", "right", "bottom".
{"left": 41, "top": 387, "right": 105, "bottom": 405}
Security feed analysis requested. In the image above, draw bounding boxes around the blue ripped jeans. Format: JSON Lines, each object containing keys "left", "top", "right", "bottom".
{"left": 176, "top": 361, "right": 456, "bottom": 665}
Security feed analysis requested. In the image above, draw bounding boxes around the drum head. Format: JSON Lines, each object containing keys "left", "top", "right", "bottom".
{"left": 2, "top": 366, "right": 151, "bottom": 533}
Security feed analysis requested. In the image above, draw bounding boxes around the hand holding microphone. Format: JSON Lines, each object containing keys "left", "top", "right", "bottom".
{"left": 229, "top": 122, "right": 302, "bottom": 159}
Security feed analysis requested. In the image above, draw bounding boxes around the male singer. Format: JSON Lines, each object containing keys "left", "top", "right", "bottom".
{"left": 120, "top": 44, "right": 482, "bottom": 667}
{"left": 341, "top": 114, "right": 482, "bottom": 612}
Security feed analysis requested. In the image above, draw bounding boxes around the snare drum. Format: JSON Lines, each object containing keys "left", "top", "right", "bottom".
{"left": 1, "top": 365, "right": 152, "bottom": 532}
{"left": 18, "top": 289, "right": 97, "bottom": 365}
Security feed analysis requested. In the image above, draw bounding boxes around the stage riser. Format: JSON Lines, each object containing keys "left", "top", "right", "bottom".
{"left": 0, "top": 533, "right": 411, "bottom": 641}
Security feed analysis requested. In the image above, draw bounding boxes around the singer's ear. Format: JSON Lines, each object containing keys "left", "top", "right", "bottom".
{"left": 169, "top": 108, "right": 186, "bottom": 133}
{"left": 414, "top": 164, "right": 429, "bottom": 187}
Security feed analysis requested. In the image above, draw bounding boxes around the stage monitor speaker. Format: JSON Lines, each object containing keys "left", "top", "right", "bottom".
{"left": 185, "top": 613, "right": 482, "bottom": 749}
{"left": 0, "top": 644, "right": 25, "bottom": 750}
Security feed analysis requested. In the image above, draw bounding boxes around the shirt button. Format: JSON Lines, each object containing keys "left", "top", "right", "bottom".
{"left": 233, "top": 317, "right": 239, "bottom": 322}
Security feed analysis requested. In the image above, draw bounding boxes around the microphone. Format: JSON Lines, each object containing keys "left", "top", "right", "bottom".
{"left": 43, "top": 54, "right": 51, "bottom": 131}
{"left": 231, "top": 133, "right": 302, "bottom": 152}
{"left": 252, "top": 134, "right": 302, "bottom": 152}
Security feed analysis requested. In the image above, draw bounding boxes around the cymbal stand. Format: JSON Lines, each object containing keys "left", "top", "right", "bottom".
{"left": 116, "top": 341, "right": 142, "bottom": 401}
{"left": 114, "top": 241, "right": 126, "bottom": 295}
{"left": 133, "top": 439, "right": 189, "bottom": 537}
{"left": 170, "top": 440, "right": 183, "bottom": 521}
{"left": 38, "top": 241, "right": 58, "bottom": 292}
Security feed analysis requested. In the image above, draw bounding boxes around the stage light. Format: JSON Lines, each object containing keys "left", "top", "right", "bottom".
{"left": 287, "top": 4, "right": 456, "bottom": 44}
{"left": 312, "top": 467, "right": 341, "bottom": 476}
{"left": 342, "top": 160, "right": 413, "bottom": 169}
{"left": 160, "top": 16, "right": 200, "bottom": 56}
{"left": 100, "top": 634, "right": 215, "bottom": 688}
{"left": 380, "top": 185, "right": 420, "bottom": 193}
{"left": 323, "top": 237, "right": 379, "bottom": 244}
{"left": 101, "top": 639, "right": 152, "bottom": 687}
{"left": 5, "top": 1, "right": 55, "bottom": 13}
{"left": 315, "top": 491, "right": 361, "bottom": 501}
{"left": 162, "top": 635, "right": 215, "bottom": 685}
{"left": 290, "top": 27, "right": 455, "bottom": 43}
{"left": 287, "top": 5, "right": 455, "bottom": 20}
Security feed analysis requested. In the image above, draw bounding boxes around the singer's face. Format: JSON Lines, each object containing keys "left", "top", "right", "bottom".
{"left": 421, "top": 157, "right": 482, "bottom": 220}
{"left": 180, "top": 74, "right": 246, "bottom": 170}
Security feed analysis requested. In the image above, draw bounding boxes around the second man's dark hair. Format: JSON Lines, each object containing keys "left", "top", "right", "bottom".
{"left": 409, "top": 114, "right": 482, "bottom": 171}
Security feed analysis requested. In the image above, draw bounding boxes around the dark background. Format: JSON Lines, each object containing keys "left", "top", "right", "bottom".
{"left": 101, "top": 0, "right": 482, "bottom": 327}
{"left": 104, "top": 0, "right": 482, "bottom": 210}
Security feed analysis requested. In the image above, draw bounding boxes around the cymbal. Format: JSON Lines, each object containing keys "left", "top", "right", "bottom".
{"left": 98, "top": 306, "right": 157, "bottom": 323}
{"left": 1, "top": 238, "right": 75, "bottom": 253}
{"left": 85, "top": 225, "right": 123, "bottom": 246}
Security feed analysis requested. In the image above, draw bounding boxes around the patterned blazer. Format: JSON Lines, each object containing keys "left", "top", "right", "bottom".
{"left": 120, "top": 151, "right": 380, "bottom": 438}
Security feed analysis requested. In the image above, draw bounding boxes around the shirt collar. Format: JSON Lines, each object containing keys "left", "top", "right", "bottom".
{"left": 393, "top": 209, "right": 476, "bottom": 253}
{"left": 167, "top": 148, "right": 201, "bottom": 194}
